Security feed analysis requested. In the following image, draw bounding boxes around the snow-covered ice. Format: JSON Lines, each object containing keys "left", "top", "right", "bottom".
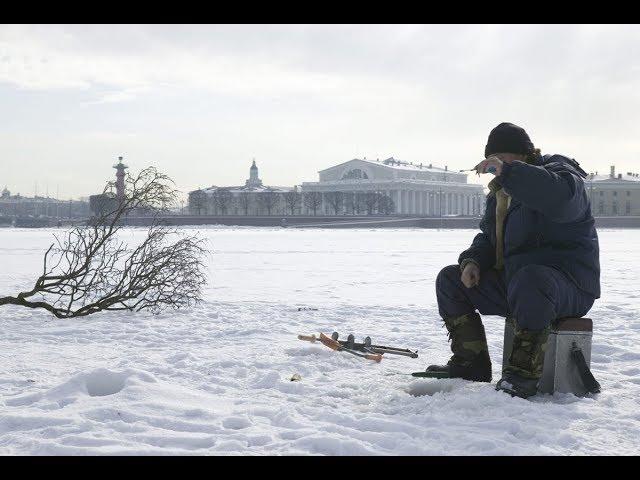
{"left": 1, "top": 227, "right": 639, "bottom": 455}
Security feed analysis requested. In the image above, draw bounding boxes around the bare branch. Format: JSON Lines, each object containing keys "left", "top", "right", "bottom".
{"left": 256, "top": 189, "right": 280, "bottom": 215}
{"left": 303, "top": 191, "right": 322, "bottom": 215}
{"left": 324, "top": 191, "right": 344, "bottom": 215}
{"left": 284, "top": 190, "right": 301, "bottom": 215}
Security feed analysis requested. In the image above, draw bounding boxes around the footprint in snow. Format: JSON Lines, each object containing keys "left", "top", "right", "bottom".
{"left": 222, "top": 416, "right": 252, "bottom": 430}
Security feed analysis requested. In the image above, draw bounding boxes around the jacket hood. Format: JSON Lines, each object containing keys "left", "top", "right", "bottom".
{"left": 542, "top": 154, "right": 588, "bottom": 178}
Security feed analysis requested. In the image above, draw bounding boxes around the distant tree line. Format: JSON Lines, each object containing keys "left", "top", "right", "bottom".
{"left": 188, "top": 189, "right": 396, "bottom": 216}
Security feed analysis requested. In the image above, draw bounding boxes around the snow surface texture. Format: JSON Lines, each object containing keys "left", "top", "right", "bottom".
{"left": 1, "top": 227, "right": 639, "bottom": 455}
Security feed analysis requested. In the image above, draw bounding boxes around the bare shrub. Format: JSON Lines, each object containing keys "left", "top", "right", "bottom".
{"left": 0, "top": 167, "right": 208, "bottom": 318}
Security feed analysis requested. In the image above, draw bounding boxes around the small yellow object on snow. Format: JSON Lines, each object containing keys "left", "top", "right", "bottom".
{"left": 290, "top": 373, "right": 302, "bottom": 382}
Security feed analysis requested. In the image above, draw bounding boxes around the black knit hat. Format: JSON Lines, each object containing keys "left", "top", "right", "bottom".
{"left": 484, "top": 122, "right": 534, "bottom": 158}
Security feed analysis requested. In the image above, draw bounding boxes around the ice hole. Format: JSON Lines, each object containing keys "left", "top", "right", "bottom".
{"left": 406, "top": 380, "right": 455, "bottom": 397}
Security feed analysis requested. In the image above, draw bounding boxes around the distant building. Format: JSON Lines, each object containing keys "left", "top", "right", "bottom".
{"left": 586, "top": 165, "right": 640, "bottom": 216}
{"left": 89, "top": 156, "right": 131, "bottom": 217}
{"left": 89, "top": 192, "right": 118, "bottom": 217}
{"left": 188, "top": 161, "right": 296, "bottom": 215}
{"left": 301, "top": 157, "right": 485, "bottom": 216}
{"left": 0, "top": 187, "right": 89, "bottom": 219}
{"left": 114, "top": 157, "right": 128, "bottom": 200}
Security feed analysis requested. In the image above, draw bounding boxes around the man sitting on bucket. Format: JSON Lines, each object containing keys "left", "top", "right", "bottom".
{"left": 427, "top": 122, "right": 600, "bottom": 398}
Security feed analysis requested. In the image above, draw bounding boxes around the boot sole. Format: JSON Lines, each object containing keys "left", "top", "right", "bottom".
{"left": 495, "top": 381, "right": 537, "bottom": 399}
{"left": 413, "top": 371, "right": 492, "bottom": 382}
{"left": 411, "top": 371, "right": 451, "bottom": 379}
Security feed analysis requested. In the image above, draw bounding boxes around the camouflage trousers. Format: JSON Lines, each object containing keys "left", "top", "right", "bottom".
{"left": 443, "top": 312, "right": 490, "bottom": 367}
{"left": 504, "top": 319, "right": 550, "bottom": 379}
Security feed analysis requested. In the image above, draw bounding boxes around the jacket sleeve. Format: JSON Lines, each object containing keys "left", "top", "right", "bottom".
{"left": 458, "top": 195, "right": 496, "bottom": 272}
{"left": 500, "top": 159, "right": 589, "bottom": 223}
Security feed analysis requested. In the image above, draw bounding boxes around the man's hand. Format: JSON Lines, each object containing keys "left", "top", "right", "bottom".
{"left": 474, "top": 155, "right": 503, "bottom": 176}
{"left": 461, "top": 262, "right": 481, "bottom": 288}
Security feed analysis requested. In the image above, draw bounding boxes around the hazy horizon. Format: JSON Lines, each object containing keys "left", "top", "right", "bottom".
{"left": 1, "top": 24, "right": 639, "bottom": 200}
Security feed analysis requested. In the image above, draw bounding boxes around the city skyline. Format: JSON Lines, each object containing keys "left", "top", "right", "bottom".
{"left": 2, "top": 24, "right": 640, "bottom": 199}
{"left": 2, "top": 154, "right": 481, "bottom": 201}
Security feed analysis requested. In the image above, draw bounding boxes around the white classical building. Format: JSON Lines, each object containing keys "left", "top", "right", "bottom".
{"left": 301, "top": 157, "right": 485, "bottom": 216}
{"left": 586, "top": 165, "right": 640, "bottom": 216}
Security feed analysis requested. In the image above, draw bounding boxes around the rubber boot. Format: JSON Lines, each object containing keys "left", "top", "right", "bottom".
{"left": 496, "top": 323, "right": 550, "bottom": 399}
{"left": 425, "top": 312, "right": 492, "bottom": 382}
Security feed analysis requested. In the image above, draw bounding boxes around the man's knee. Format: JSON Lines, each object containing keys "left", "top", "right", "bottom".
{"left": 510, "top": 264, "right": 551, "bottom": 291}
{"left": 508, "top": 265, "right": 557, "bottom": 330}
{"left": 436, "top": 264, "right": 462, "bottom": 294}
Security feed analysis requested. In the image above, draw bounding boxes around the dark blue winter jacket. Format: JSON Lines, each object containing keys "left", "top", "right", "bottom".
{"left": 459, "top": 154, "right": 601, "bottom": 298}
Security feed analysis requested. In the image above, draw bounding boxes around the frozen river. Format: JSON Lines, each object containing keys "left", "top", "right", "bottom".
{"left": 1, "top": 227, "right": 639, "bottom": 455}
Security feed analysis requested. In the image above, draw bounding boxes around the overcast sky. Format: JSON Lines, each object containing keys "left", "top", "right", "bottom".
{"left": 1, "top": 24, "right": 639, "bottom": 200}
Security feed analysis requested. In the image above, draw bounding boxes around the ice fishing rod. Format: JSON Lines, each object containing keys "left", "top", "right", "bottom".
{"left": 459, "top": 166, "right": 497, "bottom": 174}
{"left": 298, "top": 332, "right": 419, "bottom": 360}
{"left": 298, "top": 333, "right": 383, "bottom": 362}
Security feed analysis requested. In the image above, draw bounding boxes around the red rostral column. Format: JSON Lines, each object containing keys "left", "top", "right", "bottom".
{"left": 113, "top": 156, "right": 128, "bottom": 200}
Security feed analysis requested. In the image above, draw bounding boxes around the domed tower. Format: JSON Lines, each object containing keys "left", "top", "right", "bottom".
{"left": 246, "top": 159, "right": 263, "bottom": 187}
{"left": 113, "top": 156, "right": 128, "bottom": 200}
